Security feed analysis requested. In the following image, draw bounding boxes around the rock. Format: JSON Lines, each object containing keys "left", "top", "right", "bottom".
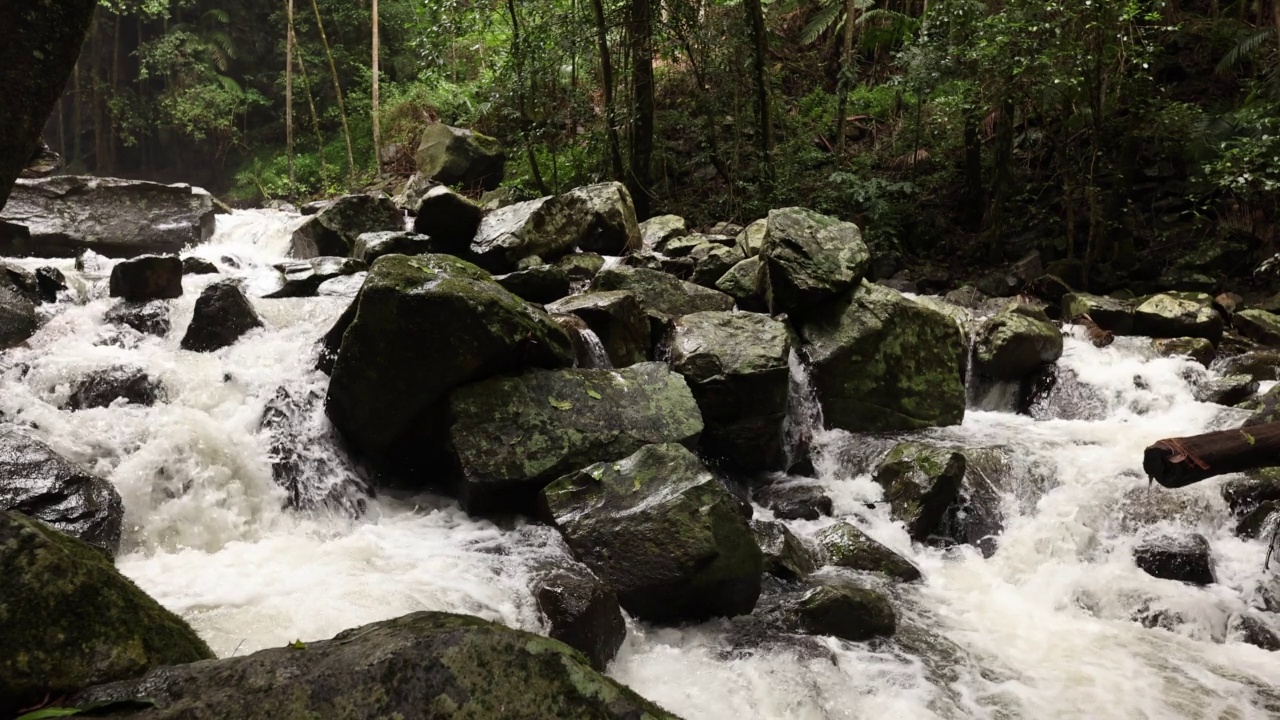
{"left": 736, "top": 219, "right": 767, "bottom": 258}
{"left": 667, "top": 311, "right": 790, "bottom": 470}
{"left": 0, "top": 261, "right": 39, "bottom": 303}
{"left": 798, "top": 281, "right": 966, "bottom": 433}
{"left": 1133, "top": 293, "right": 1224, "bottom": 342}
{"left": 69, "top": 612, "right": 676, "bottom": 720}
{"left": 1244, "top": 385, "right": 1280, "bottom": 426}
{"left": 35, "top": 266, "right": 67, "bottom": 302}
{"left": 639, "top": 214, "right": 687, "bottom": 251}
{"left": 590, "top": 266, "right": 734, "bottom": 326}
{"left": 1133, "top": 530, "right": 1215, "bottom": 586}
{"left": 1229, "top": 613, "right": 1280, "bottom": 652}
{"left": 662, "top": 235, "right": 706, "bottom": 257}
{"left": 352, "top": 230, "right": 433, "bottom": 263}
{"left": 180, "top": 280, "right": 263, "bottom": 352}
{"left": 258, "top": 385, "right": 370, "bottom": 516}
{"left": 20, "top": 141, "right": 62, "bottom": 179}
{"left": 872, "top": 443, "right": 967, "bottom": 542}
{"left": 752, "top": 520, "right": 819, "bottom": 580}
{"left": 563, "top": 182, "right": 642, "bottom": 255}
{"left": 1218, "top": 351, "right": 1280, "bottom": 381}
{"left": 943, "top": 285, "right": 989, "bottom": 310}
{"left": 105, "top": 301, "right": 169, "bottom": 337}
{"left": 67, "top": 367, "right": 163, "bottom": 410}
{"left": 689, "top": 243, "right": 744, "bottom": 288}
{"left": 0, "top": 511, "right": 213, "bottom": 717}
{"left": 715, "top": 256, "right": 766, "bottom": 312}
{"left": 1234, "top": 309, "right": 1280, "bottom": 347}
{"left": 758, "top": 207, "right": 870, "bottom": 314}
{"left": 779, "top": 577, "right": 897, "bottom": 642}
{"left": 815, "top": 522, "right": 921, "bottom": 582}
{"left": 1216, "top": 292, "right": 1245, "bottom": 315}
{"left": 414, "top": 122, "right": 506, "bottom": 191}
{"left": 0, "top": 277, "right": 36, "bottom": 349}
{"left": 529, "top": 559, "right": 627, "bottom": 671}
{"left": 1193, "top": 373, "right": 1259, "bottom": 407}
{"left": 972, "top": 308, "right": 1064, "bottom": 380}
{"left": 288, "top": 194, "right": 403, "bottom": 258}
{"left": 448, "top": 363, "right": 702, "bottom": 514}
{"left": 412, "top": 185, "right": 484, "bottom": 252}
{"left": 555, "top": 252, "right": 606, "bottom": 282}
{"left": 496, "top": 265, "right": 573, "bottom": 304}
{"left": 545, "top": 291, "right": 651, "bottom": 367}
{"left": 1222, "top": 469, "right": 1280, "bottom": 517}
{"left": 391, "top": 172, "right": 436, "bottom": 213}
{"left": 0, "top": 177, "right": 215, "bottom": 258}
{"left": 181, "top": 256, "right": 219, "bottom": 275}
{"left": 1062, "top": 292, "right": 1135, "bottom": 333}
{"left": 1027, "top": 274, "right": 1074, "bottom": 304}
{"left": 538, "top": 443, "right": 762, "bottom": 623}
{"left": 108, "top": 255, "right": 183, "bottom": 301}
{"left": 76, "top": 248, "right": 108, "bottom": 273}
{"left": 264, "top": 257, "right": 367, "bottom": 299}
{"left": 0, "top": 430, "right": 123, "bottom": 553}
{"left": 753, "top": 480, "right": 833, "bottom": 521}
{"left": 1152, "top": 337, "right": 1215, "bottom": 367}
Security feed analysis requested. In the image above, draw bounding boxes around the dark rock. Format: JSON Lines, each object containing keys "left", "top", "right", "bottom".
{"left": 264, "top": 257, "right": 367, "bottom": 299}
{"left": 414, "top": 123, "right": 506, "bottom": 191}
{"left": 1218, "top": 351, "right": 1280, "bottom": 381}
{"left": 259, "top": 385, "right": 370, "bottom": 516}
{"left": 0, "top": 277, "right": 36, "bottom": 349}
{"left": 689, "top": 243, "right": 744, "bottom": 288}
{"left": 873, "top": 443, "right": 966, "bottom": 542}
{"left": 555, "top": 252, "right": 606, "bottom": 282}
{"left": 639, "top": 214, "right": 687, "bottom": 251}
{"left": 180, "top": 280, "right": 263, "bottom": 352}
{"left": 816, "top": 522, "right": 921, "bottom": 582}
{"left": 109, "top": 255, "right": 183, "bottom": 301}
{"left": 661, "top": 235, "right": 707, "bottom": 258}
{"left": 972, "top": 308, "right": 1064, "bottom": 381}
{"left": 752, "top": 520, "right": 819, "bottom": 580}
{"left": 105, "top": 301, "right": 170, "bottom": 337}
{"left": 67, "top": 367, "right": 163, "bottom": 410}
{"left": 447, "top": 363, "right": 702, "bottom": 515}
{"left": 288, "top": 194, "right": 403, "bottom": 258}
{"left": 34, "top": 266, "right": 66, "bottom": 302}
{"left": 1193, "top": 373, "right": 1259, "bottom": 407}
{"left": 709, "top": 221, "right": 745, "bottom": 237}
{"left": 1027, "top": 274, "right": 1074, "bottom": 304}
{"left": 351, "top": 230, "right": 434, "bottom": 263}
{"left": 943, "top": 285, "right": 990, "bottom": 310}
{"left": 529, "top": 559, "right": 627, "bottom": 671}
{"left": 1133, "top": 530, "right": 1215, "bottom": 586}
{"left": 715, "top": 256, "right": 767, "bottom": 312}
{"left": 758, "top": 207, "right": 870, "bottom": 315}
{"left": 539, "top": 443, "right": 762, "bottom": 623}
{"left": 412, "top": 186, "right": 483, "bottom": 252}
{"left": 754, "top": 480, "right": 833, "bottom": 521}
{"left": 546, "top": 291, "right": 651, "bottom": 367}
{"left": 0, "top": 261, "right": 39, "bottom": 303}
{"left": 1153, "top": 337, "right": 1215, "bottom": 367}
{"left": 1230, "top": 613, "right": 1280, "bottom": 651}
{"left": 1235, "top": 309, "right": 1280, "bottom": 347}
{"left": 774, "top": 576, "right": 897, "bottom": 642}
{"left": 563, "top": 182, "right": 642, "bottom": 255}
{"left": 1062, "top": 292, "right": 1134, "bottom": 333}
{"left": 20, "top": 141, "right": 62, "bottom": 179}
{"left": 181, "top": 256, "right": 219, "bottom": 275}
{"left": 1244, "top": 385, "right": 1280, "bottom": 426}
{"left": 1222, "top": 469, "right": 1280, "bottom": 517}
{"left": 69, "top": 612, "right": 676, "bottom": 720}
{"left": 496, "top": 265, "right": 573, "bottom": 304}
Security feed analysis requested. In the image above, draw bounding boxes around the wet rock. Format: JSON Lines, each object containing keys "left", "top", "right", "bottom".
{"left": 753, "top": 520, "right": 819, "bottom": 580}
{"left": 529, "top": 559, "right": 627, "bottom": 671}
{"left": 1218, "top": 351, "right": 1280, "bottom": 381}
{"left": 754, "top": 480, "right": 834, "bottom": 521}
{"left": 0, "top": 177, "right": 215, "bottom": 258}
{"left": 0, "top": 430, "right": 123, "bottom": 553}
{"left": 1222, "top": 469, "right": 1280, "bottom": 518}
{"left": 34, "top": 266, "right": 66, "bottom": 302}
{"left": 1229, "top": 613, "right": 1280, "bottom": 651}
{"left": 539, "top": 443, "right": 762, "bottom": 623}
{"left": 180, "top": 280, "right": 264, "bottom": 352}
{"left": 67, "top": 367, "right": 163, "bottom": 410}
{"left": 0, "top": 261, "right": 39, "bottom": 304}
{"left": 972, "top": 307, "right": 1063, "bottom": 381}
{"left": 1234, "top": 309, "right": 1280, "bottom": 347}
{"left": 667, "top": 311, "right": 791, "bottom": 471}
{"left": 1234, "top": 501, "right": 1280, "bottom": 540}
{"left": 264, "top": 257, "right": 367, "bottom": 299}
{"left": 1153, "top": 337, "right": 1215, "bottom": 367}
{"left": 414, "top": 122, "right": 506, "bottom": 191}
{"left": 563, "top": 182, "right": 642, "bottom": 256}
{"left": 0, "top": 511, "right": 213, "bottom": 718}
{"left": 1133, "top": 530, "right": 1215, "bottom": 586}
{"left": 495, "top": 265, "right": 573, "bottom": 304}
{"left": 872, "top": 443, "right": 966, "bottom": 542}
{"left": 1027, "top": 274, "right": 1074, "bottom": 304}
{"left": 411, "top": 186, "right": 483, "bottom": 252}
{"left": 555, "top": 252, "right": 606, "bottom": 282}
{"left": 1193, "top": 373, "right": 1259, "bottom": 407}
{"left": 1062, "top": 292, "right": 1134, "bottom": 333}
{"left": 661, "top": 235, "right": 706, "bottom": 258}
{"left": 771, "top": 576, "right": 897, "bottom": 642}
{"left": 816, "top": 522, "right": 921, "bottom": 582}
{"left": 390, "top": 172, "right": 435, "bottom": 213}
{"left": 180, "top": 256, "right": 218, "bottom": 275}
{"left": 689, "top": 243, "right": 744, "bottom": 288}
{"left": 351, "top": 230, "right": 433, "bottom": 263}
{"left": 758, "top": 207, "right": 870, "bottom": 315}
{"left": 545, "top": 291, "right": 650, "bottom": 367}
{"left": 1244, "top": 385, "right": 1280, "bottom": 426}
{"left": 715, "top": 256, "right": 766, "bottom": 312}
{"left": 259, "top": 385, "right": 370, "bottom": 516}
{"left": 448, "top": 363, "right": 702, "bottom": 514}
{"left": 288, "top": 194, "right": 403, "bottom": 258}
{"left": 798, "top": 281, "right": 966, "bottom": 433}
{"left": 325, "top": 254, "right": 574, "bottom": 466}
{"left": 639, "top": 214, "right": 687, "bottom": 251}
{"left": 69, "top": 612, "right": 675, "bottom": 720}
{"left": 736, "top": 219, "right": 767, "bottom": 258}
{"left": 591, "top": 265, "right": 734, "bottom": 322}
{"left": 1134, "top": 293, "right": 1224, "bottom": 342}
{"left": 0, "top": 276, "right": 36, "bottom": 349}
{"left": 105, "top": 301, "right": 169, "bottom": 337}
{"left": 75, "top": 248, "right": 108, "bottom": 273}
{"left": 109, "top": 255, "right": 183, "bottom": 301}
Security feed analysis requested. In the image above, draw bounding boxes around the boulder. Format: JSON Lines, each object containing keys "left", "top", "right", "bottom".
{"left": 496, "top": 265, "right": 573, "bottom": 304}
{"left": 0, "top": 430, "right": 123, "bottom": 553}
{"left": 288, "top": 194, "right": 403, "bottom": 258}
{"left": 639, "top": 214, "right": 687, "bottom": 251}
{"left": 1193, "top": 374, "right": 1258, "bottom": 407}
{"left": 414, "top": 123, "right": 506, "bottom": 191}
{"left": 70, "top": 612, "right": 677, "bottom": 720}
{"left": 447, "top": 363, "right": 702, "bottom": 514}
{"left": 1133, "top": 530, "right": 1215, "bottom": 586}
{"left": 545, "top": 291, "right": 651, "bottom": 367}
{"left": 1218, "top": 351, "right": 1280, "bottom": 381}
{"left": 1133, "top": 293, "right": 1224, "bottom": 342}
{"left": 752, "top": 520, "right": 819, "bottom": 580}
{"left": 972, "top": 308, "right": 1064, "bottom": 380}
{"left": 797, "top": 281, "right": 966, "bottom": 433}
{"left": 538, "top": 443, "right": 762, "bottom": 623}
{"left": 391, "top": 172, "right": 436, "bottom": 213}
{"left": 264, "top": 257, "right": 367, "bottom": 299}
{"left": 873, "top": 443, "right": 966, "bottom": 542}
{"left": 563, "top": 182, "right": 641, "bottom": 255}
{"left": 181, "top": 256, "right": 219, "bottom": 275}
{"left": 180, "top": 280, "right": 263, "bottom": 352}
{"left": 0, "top": 511, "right": 213, "bottom": 717}
{"left": 1234, "top": 309, "right": 1280, "bottom": 347}
{"left": 0, "top": 177, "right": 215, "bottom": 258}
{"left": 1062, "top": 292, "right": 1134, "bottom": 333}
{"left": 35, "top": 266, "right": 67, "bottom": 302}
{"left": 590, "top": 266, "right": 734, "bottom": 325}
{"left": 1152, "top": 337, "right": 1215, "bottom": 367}
{"left": 105, "top": 301, "right": 169, "bottom": 337}
{"left": 1244, "top": 385, "right": 1280, "bottom": 426}
{"left": 667, "top": 311, "right": 791, "bottom": 470}
{"left": 76, "top": 248, "right": 109, "bottom": 273}
{"left": 67, "top": 367, "right": 163, "bottom": 410}
{"left": 774, "top": 577, "right": 897, "bottom": 642}
{"left": 736, "top": 219, "right": 767, "bottom": 258}
{"left": 1, "top": 261, "right": 39, "bottom": 303}
{"left": 352, "top": 230, "right": 433, "bottom": 263}
{"left": 662, "top": 235, "right": 706, "bottom": 257}
{"left": 0, "top": 277, "right": 36, "bottom": 349}
{"left": 753, "top": 480, "right": 833, "bottom": 522}
{"left": 689, "top": 243, "right": 744, "bottom": 288}
{"left": 556, "top": 252, "right": 606, "bottom": 282}
{"left": 109, "top": 255, "right": 183, "bottom": 301}
{"left": 758, "top": 207, "right": 870, "bottom": 314}
{"left": 325, "top": 254, "right": 574, "bottom": 465}
{"left": 715, "top": 257, "right": 766, "bottom": 312}
{"left": 529, "top": 559, "right": 627, "bottom": 671}
{"left": 815, "top": 522, "right": 921, "bottom": 582}
{"left": 412, "top": 186, "right": 484, "bottom": 252}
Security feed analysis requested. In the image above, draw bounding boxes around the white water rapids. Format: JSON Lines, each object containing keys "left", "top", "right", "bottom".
{"left": 4, "top": 210, "right": 1280, "bottom": 718}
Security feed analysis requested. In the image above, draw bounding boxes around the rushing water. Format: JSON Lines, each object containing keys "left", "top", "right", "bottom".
{"left": 4, "top": 210, "right": 1280, "bottom": 718}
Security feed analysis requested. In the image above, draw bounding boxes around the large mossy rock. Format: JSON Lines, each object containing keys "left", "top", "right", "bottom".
{"left": 325, "top": 254, "right": 574, "bottom": 465}
{"left": 1133, "top": 293, "right": 1224, "bottom": 342}
{"left": 798, "top": 281, "right": 965, "bottom": 432}
{"left": 546, "top": 291, "right": 651, "bottom": 368}
{"left": 715, "top": 256, "right": 766, "bottom": 312}
{"left": 288, "top": 194, "right": 403, "bottom": 259}
{"left": 447, "top": 363, "right": 702, "bottom": 514}
{"left": 180, "top": 280, "right": 263, "bottom": 352}
{"left": 639, "top": 214, "right": 687, "bottom": 251}
{"left": 873, "top": 443, "right": 966, "bottom": 542}
{"left": 667, "top": 311, "right": 791, "bottom": 470}
{"left": 689, "top": 243, "right": 744, "bottom": 289}
{"left": 973, "top": 307, "right": 1063, "bottom": 380}
{"left": 352, "top": 230, "right": 433, "bottom": 264}
{"left": 590, "top": 266, "right": 734, "bottom": 323}
{"left": 758, "top": 207, "right": 870, "bottom": 315}
{"left": 538, "top": 443, "right": 763, "bottom": 623}
{"left": 771, "top": 576, "right": 897, "bottom": 642}
{"left": 0, "top": 429, "right": 124, "bottom": 553}
{"left": 529, "top": 559, "right": 627, "bottom": 672}
{"left": 815, "top": 522, "right": 921, "bottom": 582}
{"left": 561, "top": 182, "right": 642, "bottom": 256}
{"left": 108, "top": 255, "right": 184, "bottom": 301}
{"left": 414, "top": 123, "right": 507, "bottom": 191}
{"left": 69, "top": 612, "right": 679, "bottom": 720}
{"left": 1062, "top": 292, "right": 1135, "bottom": 333}
{"left": 412, "top": 185, "right": 484, "bottom": 252}
{"left": 1234, "top": 309, "right": 1280, "bottom": 347}
{"left": 0, "top": 511, "right": 213, "bottom": 717}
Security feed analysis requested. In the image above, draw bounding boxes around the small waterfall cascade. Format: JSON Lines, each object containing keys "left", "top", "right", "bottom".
{"left": 782, "top": 348, "right": 825, "bottom": 471}
{"left": 576, "top": 328, "right": 613, "bottom": 370}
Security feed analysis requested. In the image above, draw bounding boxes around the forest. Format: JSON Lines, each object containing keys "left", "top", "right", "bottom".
{"left": 43, "top": 0, "right": 1280, "bottom": 280}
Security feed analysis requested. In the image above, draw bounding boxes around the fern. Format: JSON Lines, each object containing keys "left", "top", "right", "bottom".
{"left": 800, "top": 1, "right": 843, "bottom": 46}
{"left": 1216, "top": 30, "right": 1273, "bottom": 75}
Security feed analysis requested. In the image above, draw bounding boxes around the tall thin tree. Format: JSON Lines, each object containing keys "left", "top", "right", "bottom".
{"left": 628, "top": 0, "right": 655, "bottom": 218}
{"left": 309, "top": 0, "right": 355, "bottom": 184}
{"left": 286, "top": 0, "right": 295, "bottom": 185}
{"left": 589, "top": 0, "right": 625, "bottom": 181}
{"left": 372, "top": 0, "right": 382, "bottom": 171}
{"left": 744, "top": 0, "right": 773, "bottom": 180}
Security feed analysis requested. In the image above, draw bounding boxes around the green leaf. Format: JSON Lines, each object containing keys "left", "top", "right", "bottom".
{"left": 17, "top": 709, "right": 81, "bottom": 719}
{"left": 289, "top": 639, "right": 307, "bottom": 649}
{"left": 585, "top": 388, "right": 603, "bottom": 400}
{"left": 548, "top": 398, "right": 573, "bottom": 411}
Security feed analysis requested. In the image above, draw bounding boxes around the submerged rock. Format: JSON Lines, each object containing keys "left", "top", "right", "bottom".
{"left": 412, "top": 185, "right": 484, "bottom": 251}
{"left": 105, "top": 301, "right": 170, "bottom": 337}
{"left": 109, "top": 255, "right": 183, "bottom": 301}
{"left": 539, "top": 443, "right": 763, "bottom": 623}
{"left": 0, "top": 511, "right": 213, "bottom": 718}
{"left": 815, "top": 522, "right": 921, "bottom": 582}
{"left": 180, "top": 280, "right": 263, "bottom": 352}
{"left": 414, "top": 122, "right": 507, "bottom": 191}
{"left": 1133, "top": 530, "right": 1215, "bottom": 586}
{"left": 758, "top": 207, "right": 870, "bottom": 315}
{"left": 67, "top": 367, "right": 163, "bottom": 410}
{"left": 529, "top": 558, "right": 627, "bottom": 671}
{"left": 259, "top": 385, "right": 370, "bottom": 516}
{"left": 545, "top": 291, "right": 650, "bottom": 367}
{"left": 753, "top": 519, "right": 819, "bottom": 580}
{"left": 873, "top": 443, "right": 967, "bottom": 542}
{"left": 288, "top": 194, "right": 403, "bottom": 258}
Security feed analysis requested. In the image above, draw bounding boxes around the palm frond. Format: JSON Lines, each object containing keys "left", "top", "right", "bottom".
{"left": 203, "top": 9, "right": 231, "bottom": 25}
{"left": 800, "top": 1, "right": 843, "bottom": 46}
{"left": 1216, "top": 30, "right": 1273, "bottom": 75}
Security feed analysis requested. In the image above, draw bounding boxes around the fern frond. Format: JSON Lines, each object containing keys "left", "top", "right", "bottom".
{"left": 800, "top": 1, "right": 843, "bottom": 46}
{"left": 1216, "top": 30, "right": 1273, "bottom": 75}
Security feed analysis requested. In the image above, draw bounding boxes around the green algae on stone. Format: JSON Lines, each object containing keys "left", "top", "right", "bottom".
{"left": 1133, "top": 293, "right": 1223, "bottom": 343}
{"left": 590, "top": 265, "right": 734, "bottom": 319}
{"left": 815, "top": 521, "right": 921, "bottom": 582}
{"left": 972, "top": 309, "right": 1063, "bottom": 380}
{"left": 714, "top": 256, "right": 766, "bottom": 312}
{"left": 1061, "top": 292, "right": 1135, "bottom": 333}
{"left": 873, "top": 443, "right": 967, "bottom": 541}
{"left": 758, "top": 207, "right": 870, "bottom": 315}
{"left": 1234, "top": 309, "right": 1280, "bottom": 347}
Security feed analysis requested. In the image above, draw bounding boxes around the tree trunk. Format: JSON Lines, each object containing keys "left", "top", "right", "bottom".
{"left": 286, "top": 0, "right": 295, "bottom": 185}
{"left": 506, "top": 0, "right": 549, "bottom": 196}
{"left": 743, "top": 0, "right": 773, "bottom": 181}
{"left": 628, "top": 0, "right": 655, "bottom": 218}
{"left": 589, "top": 0, "right": 625, "bottom": 182}
{"left": 91, "top": 13, "right": 105, "bottom": 174}
{"left": 1144, "top": 422, "right": 1280, "bottom": 488}
{"left": 960, "top": 111, "right": 982, "bottom": 230}
{"left": 309, "top": 0, "right": 355, "bottom": 185}
{"left": 372, "top": 0, "right": 381, "bottom": 171}
{"left": 293, "top": 31, "right": 327, "bottom": 172}
{"left": 835, "top": 0, "right": 858, "bottom": 156}
{"left": 73, "top": 61, "right": 83, "bottom": 171}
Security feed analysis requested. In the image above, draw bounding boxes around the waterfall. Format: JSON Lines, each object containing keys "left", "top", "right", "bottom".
{"left": 576, "top": 328, "right": 613, "bottom": 370}
{"left": 782, "top": 348, "right": 824, "bottom": 473}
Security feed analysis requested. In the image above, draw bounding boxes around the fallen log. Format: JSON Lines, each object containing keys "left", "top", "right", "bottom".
{"left": 1144, "top": 421, "right": 1280, "bottom": 488}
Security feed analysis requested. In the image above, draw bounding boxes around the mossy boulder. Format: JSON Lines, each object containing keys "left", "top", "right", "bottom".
{"left": 1133, "top": 293, "right": 1224, "bottom": 342}
{"left": 538, "top": 443, "right": 763, "bottom": 623}
{"left": 660, "top": 235, "right": 705, "bottom": 257}
{"left": 180, "top": 280, "right": 263, "bottom": 352}
{"left": 470, "top": 184, "right": 639, "bottom": 273}
{"left": 412, "top": 185, "right": 484, "bottom": 252}
{"left": 758, "top": 207, "right": 870, "bottom": 314}
{"left": 0, "top": 511, "right": 213, "bottom": 717}
{"left": 545, "top": 291, "right": 650, "bottom": 367}
{"left": 972, "top": 309, "right": 1063, "bottom": 381}
{"left": 108, "top": 255, "right": 183, "bottom": 301}
{"left": 69, "top": 611, "right": 678, "bottom": 720}
{"left": 638, "top": 214, "right": 687, "bottom": 251}
{"left": 689, "top": 243, "right": 744, "bottom": 289}
{"left": 1234, "top": 309, "right": 1280, "bottom": 347}
{"left": 352, "top": 230, "right": 434, "bottom": 264}
{"left": 776, "top": 577, "right": 897, "bottom": 642}
{"left": 752, "top": 520, "right": 819, "bottom": 580}
{"left": 561, "top": 182, "right": 641, "bottom": 256}
{"left": 1062, "top": 292, "right": 1134, "bottom": 333}
{"left": 667, "top": 311, "right": 791, "bottom": 471}
{"left": 1152, "top": 337, "right": 1215, "bottom": 367}
{"left": 797, "top": 281, "right": 965, "bottom": 433}
{"left": 288, "top": 194, "right": 403, "bottom": 258}
{"left": 495, "top": 265, "right": 573, "bottom": 304}
{"left": 555, "top": 252, "right": 607, "bottom": 282}
{"left": 447, "top": 363, "right": 702, "bottom": 514}
{"left": 873, "top": 443, "right": 966, "bottom": 542}
{"left": 1244, "top": 384, "right": 1280, "bottom": 427}
{"left": 736, "top": 219, "right": 767, "bottom": 258}
{"left": 590, "top": 265, "right": 734, "bottom": 321}
{"left": 414, "top": 122, "right": 506, "bottom": 191}
{"left": 815, "top": 522, "right": 921, "bottom": 582}
{"left": 325, "top": 254, "right": 574, "bottom": 465}
{"left": 715, "top": 256, "right": 766, "bottom": 312}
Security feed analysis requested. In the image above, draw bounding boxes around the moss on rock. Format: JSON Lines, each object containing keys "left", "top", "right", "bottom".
{"left": 815, "top": 522, "right": 921, "bottom": 582}
{"left": 758, "top": 207, "right": 869, "bottom": 315}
